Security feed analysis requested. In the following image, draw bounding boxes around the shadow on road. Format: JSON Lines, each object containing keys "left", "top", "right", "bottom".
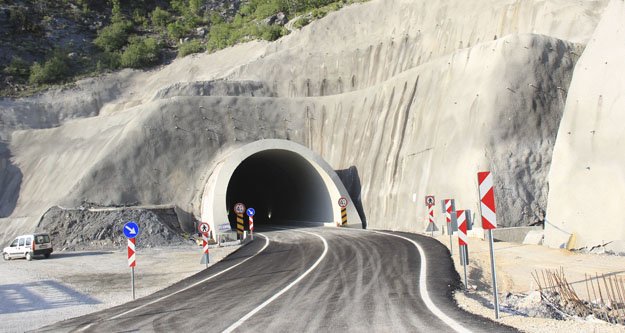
{"left": 47, "top": 251, "right": 115, "bottom": 259}
{"left": 0, "top": 280, "right": 100, "bottom": 314}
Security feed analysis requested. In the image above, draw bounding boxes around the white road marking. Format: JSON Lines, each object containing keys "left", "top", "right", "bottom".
{"left": 77, "top": 233, "right": 271, "bottom": 331}
{"left": 372, "top": 231, "right": 472, "bottom": 333}
{"left": 222, "top": 230, "right": 328, "bottom": 333}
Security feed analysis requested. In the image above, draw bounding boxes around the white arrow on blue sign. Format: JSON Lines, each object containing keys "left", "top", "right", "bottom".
{"left": 123, "top": 221, "right": 139, "bottom": 238}
{"left": 246, "top": 208, "right": 255, "bottom": 217}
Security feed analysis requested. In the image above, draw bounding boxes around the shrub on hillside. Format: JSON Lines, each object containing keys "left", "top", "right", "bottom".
{"left": 96, "top": 51, "right": 121, "bottom": 71}
{"left": 28, "top": 53, "right": 71, "bottom": 85}
{"left": 3, "top": 57, "right": 31, "bottom": 79}
{"left": 178, "top": 40, "right": 205, "bottom": 57}
{"left": 8, "top": 6, "right": 41, "bottom": 32}
{"left": 151, "top": 7, "right": 173, "bottom": 28}
{"left": 94, "top": 21, "right": 132, "bottom": 52}
{"left": 260, "top": 25, "right": 286, "bottom": 41}
{"left": 292, "top": 16, "right": 311, "bottom": 29}
{"left": 120, "top": 37, "right": 161, "bottom": 69}
{"left": 167, "top": 20, "right": 192, "bottom": 40}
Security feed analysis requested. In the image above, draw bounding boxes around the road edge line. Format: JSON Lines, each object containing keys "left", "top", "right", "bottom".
{"left": 222, "top": 230, "right": 328, "bottom": 333}
{"left": 372, "top": 231, "right": 471, "bottom": 333}
{"left": 77, "top": 233, "right": 271, "bottom": 331}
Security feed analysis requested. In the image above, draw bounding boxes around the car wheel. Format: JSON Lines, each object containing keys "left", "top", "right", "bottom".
{"left": 44, "top": 253, "right": 50, "bottom": 259}
{"left": 2, "top": 253, "right": 9, "bottom": 261}
{"left": 25, "top": 252, "right": 32, "bottom": 261}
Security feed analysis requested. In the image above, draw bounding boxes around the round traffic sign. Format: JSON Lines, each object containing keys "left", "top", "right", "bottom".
{"left": 234, "top": 203, "right": 246, "bottom": 214}
{"left": 123, "top": 221, "right": 140, "bottom": 239}
{"left": 246, "top": 208, "right": 255, "bottom": 217}
{"left": 425, "top": 195, "right": 435, "bottom": 206}
{"left": 198, "top": 222, "right": 210, "bottom": 235}
{"left": 338, "top": 197, "right": 348, "bottom": 208}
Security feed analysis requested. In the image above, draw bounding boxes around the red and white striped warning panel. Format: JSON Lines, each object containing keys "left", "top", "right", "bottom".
{"left": 128, "top": 238, "right": 136, "bottom": 267}
{"left": 457, "top": 210, "right": 468, "bottom": 246}
{"left": 249, "top": 215, "right": 254, "bottom": 232}
{"left": 478, "top": 171, "right": 497, "bottom": 230}
{"left": 428, "top": 204, "right": 435, "bottom": 224}
{"left": 202, "top": 234, "right": 209, "bottom": 255}
{"left": 444, "top": 199, "right": 454, "bottom": 223}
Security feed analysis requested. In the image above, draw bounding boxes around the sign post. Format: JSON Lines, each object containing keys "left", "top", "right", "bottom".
{"left": 478, "top": 171, "right": 500, "bottom": 319}
{"left": 198, "top": 222, "right": 211, "bottom": 268}
{"left": 442, "top": 199, "right": 455, "bottom": 255}
{"left": 234, "top": 203, "right": 246, "bottom": 240}
{"left": 246, "top": 208, "right": 256, "bottom": 240}
{"left": 338, "top": 197, "right": 348, "bottom": 226}
{"left": 123, "top": 221, "right": 139, "bottom": 300}
{"left": 425, "top": 195, "right": 435, "bottom": 236}
{"left": 456, "top": 211, "right": 468, "bottom": 289}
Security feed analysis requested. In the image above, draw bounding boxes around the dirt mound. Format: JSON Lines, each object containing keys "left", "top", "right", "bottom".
{"left": 38, "top": 206, "right": 194, "bottom": 251}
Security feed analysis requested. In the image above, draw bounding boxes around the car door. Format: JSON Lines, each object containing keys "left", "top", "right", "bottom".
{"left": 25, "top": 237, "right": 32, "bottom": 254}
{"left": 6, "top": 238, "right": 18, "bottom": 258}
{"left": 17, "top": 237, "right": 26, "bottom": 257}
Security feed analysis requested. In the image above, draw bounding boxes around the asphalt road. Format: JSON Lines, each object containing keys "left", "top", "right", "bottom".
{"left": 37, "top": 226, "right": 517, "bottom": 332}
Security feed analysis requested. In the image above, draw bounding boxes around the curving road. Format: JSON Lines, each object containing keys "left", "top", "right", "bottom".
{"left": 37, "top": 226, "right": 518, "bottom": 332}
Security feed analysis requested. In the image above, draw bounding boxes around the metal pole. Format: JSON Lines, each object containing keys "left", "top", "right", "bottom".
{"left": 488, "top": 229, "right": 500, "bottom": 319}
{"left": 449, "top": 229, "right": 453, "bottom": 256}
{"left": 461, "top": 245, "right": 468, "bottom": 288}
{"left": 131, "top": 266, "right": 135, "bottom": 300}
{"left": 205, "top": 252, "right": 209, "bottom": 268}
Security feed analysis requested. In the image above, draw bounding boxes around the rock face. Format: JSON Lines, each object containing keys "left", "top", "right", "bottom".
{"left": 38, "top": 206, "right": 192, "bottom": 251}
{"left": 0, "top": 0, "right": 617, "bottom": 246}
{"left": 545, "top": 0, "right": 625, "bottom": 249}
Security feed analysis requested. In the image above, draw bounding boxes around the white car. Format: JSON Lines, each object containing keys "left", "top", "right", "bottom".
{"left": 2, "top": 233, "right": 53, "bottom": 261}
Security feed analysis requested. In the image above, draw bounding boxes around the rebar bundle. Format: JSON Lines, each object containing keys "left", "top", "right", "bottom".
{"left": 532, "top": 268, "right": 625, "bottom": 324}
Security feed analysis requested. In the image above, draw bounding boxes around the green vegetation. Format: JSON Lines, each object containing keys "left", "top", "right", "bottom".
{"left": 178, "top": 40, "right": 205, "bottom": 57}
{"left": 0, "top": 0, "right": 368, "bottom": 97}
{"left": 120, "top": 37, "right": 162, "bottom": 68}
{"left": 94, "top": 21, "right": 133, "bottom": 52}
{"left": 28, "top": 52, "right": 71, "bottom": 85}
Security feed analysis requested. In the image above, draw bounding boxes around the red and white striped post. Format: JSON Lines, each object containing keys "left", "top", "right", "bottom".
{"left": 443, "top": 199, "right": 455, "bottom": 255}
{"left": 478, "top": 171, "right": 500, "bottom": 319}
{"left": 249, "top": 215, "right": 254, "bottom": 240}
{"left": 202, "top": 233, "right": 209, "bottom": 268}
{"left": 456, "top": 210, "right": 468, "bottom": 288}
{"left": 428, "top": 204, "right": 435, "bottom": 236}
{"left": 128, "top": 237, "right": 136, "bottom": 300}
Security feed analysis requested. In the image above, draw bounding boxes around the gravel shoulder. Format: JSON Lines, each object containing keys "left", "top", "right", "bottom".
{"left": 0, "top": 244, "right": 239, "bottom": 332}
{"left": 435, "top": 234, "right": 625, "bottom": 332}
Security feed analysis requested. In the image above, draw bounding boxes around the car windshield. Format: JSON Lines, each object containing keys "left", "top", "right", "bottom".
{"left": 10, "top": 239, "right": 17, "bottom": 247}
{"left": 35, "top": 235, "right": 50, "bottom": 244}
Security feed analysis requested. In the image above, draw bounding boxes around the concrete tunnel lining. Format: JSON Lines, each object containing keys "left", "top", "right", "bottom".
{"left": 200, "top": 140, "right": 362, "bottom": 236}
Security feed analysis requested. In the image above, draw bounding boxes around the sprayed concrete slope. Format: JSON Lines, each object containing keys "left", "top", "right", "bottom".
{"left": 0, "top": 0, "right": 613, "bottom": 244}
{"left": 545, "top": 0, "right": 625, "bottom": 249}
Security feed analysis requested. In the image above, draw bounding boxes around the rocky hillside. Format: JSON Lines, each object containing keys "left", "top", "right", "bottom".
{"left": 0, "top": 0, "right": 622, "bottom": 250}
{"left": 0, "top": 0, "right": 360, "bottom": 97}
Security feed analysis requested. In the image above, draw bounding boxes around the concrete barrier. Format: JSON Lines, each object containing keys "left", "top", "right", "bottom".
{"left": 491, "top": 226, "right": 543, "bottom": 243}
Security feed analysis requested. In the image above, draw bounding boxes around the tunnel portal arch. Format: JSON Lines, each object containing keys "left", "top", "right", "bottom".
{"left": 200, "top": 140, "right": 361, "bottom": 234}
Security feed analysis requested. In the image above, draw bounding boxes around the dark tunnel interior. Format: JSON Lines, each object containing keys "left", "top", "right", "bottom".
{"left": 226, "top": 150, "right": 334, "bottom": 228}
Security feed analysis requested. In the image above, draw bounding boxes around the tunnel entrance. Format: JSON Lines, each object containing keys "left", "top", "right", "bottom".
{"left": 226, "top": 150, "right": 333, "bottom": 226}
{"left": 201, "top": 139, "right": 361, "bottom": 235}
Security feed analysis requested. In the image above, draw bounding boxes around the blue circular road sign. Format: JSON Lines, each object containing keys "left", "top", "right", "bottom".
{"left": 123, "top": 221, "right": 140, "bottom": 238}
{"left": 246, "top": 208, "right": 255, "bottom": 217}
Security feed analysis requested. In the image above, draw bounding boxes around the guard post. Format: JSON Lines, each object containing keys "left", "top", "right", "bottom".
{"left": 234, "top": 203, "right": 246, "bottom": 240}
{"left": 478, "top": 171, "right": 500, "bottom": 319}
{"left": 123, "top": 221, "right": 139, "bottom": 300}
{"left": 338, "top": 197, "right": 348, "bottom": 226}
{"left": 246, "top": 208, "right": 256, "bottom": 240}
